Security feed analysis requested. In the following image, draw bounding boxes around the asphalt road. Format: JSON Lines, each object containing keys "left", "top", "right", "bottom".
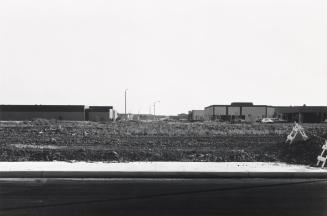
{"left": 1, "top": 178, "right": 327, "bottom": 216}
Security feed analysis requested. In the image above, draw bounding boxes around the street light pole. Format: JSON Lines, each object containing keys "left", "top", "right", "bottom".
{"left": 124, "top": 89, "right": 128, "bottom": 119}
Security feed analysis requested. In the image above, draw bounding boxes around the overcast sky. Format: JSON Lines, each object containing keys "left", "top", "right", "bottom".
{"left": 0, "top": 0, "right": 326, "bottom": 115}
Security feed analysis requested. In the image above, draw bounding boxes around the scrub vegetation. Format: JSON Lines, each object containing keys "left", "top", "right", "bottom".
{"left": 0, "top": 120, "right": 326, "bottom": 165}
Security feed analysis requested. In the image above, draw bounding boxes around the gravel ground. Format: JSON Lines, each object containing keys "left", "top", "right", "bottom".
{"left": 0, "top": 120, "right": 326, "bottom": 165}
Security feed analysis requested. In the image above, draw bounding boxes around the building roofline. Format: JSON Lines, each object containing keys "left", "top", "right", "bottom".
{"left": 86, "top": 106, "right": 113, "bottom": 112}
{"left": 205, "top": 105, "right": 227, "bottom": 109}
{"left": 274, "top": 106, "right": 327, "bottom": 108}
{"left": 205, "top": 104, "right": 273, "bottom": 109}
{"left": 0, "top": 105, "right": 85, "bottom": 112}
{"left": 0, "top": 104, "right": 84, "bottom": 107}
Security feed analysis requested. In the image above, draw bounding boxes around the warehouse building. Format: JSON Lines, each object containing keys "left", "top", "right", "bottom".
{"left": 0, "top": 105, "right": 85, "bottom": 121}
{"left": 275, "top": 106, "right": 327, "bottom": 123}
{"left": 204, "top": 102, "right": 275, "bottom": 122}
{"left": 0, "top": 104, "right": 116, "bottom": 122}
{"left": 85, "top": 106, "right": 113, "bottom": 122}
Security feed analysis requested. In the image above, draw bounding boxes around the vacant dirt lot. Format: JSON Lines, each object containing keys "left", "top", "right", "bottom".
{"left": 0, "top": 120, "right": 326, "bottom": 165}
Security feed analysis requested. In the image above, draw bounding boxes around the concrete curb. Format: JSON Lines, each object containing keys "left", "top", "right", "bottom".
{"left": 1, "top": 162, "right": 327, "bottom": 178}
{"left": 1, "top": 171, "right": 327, "bottom": 178}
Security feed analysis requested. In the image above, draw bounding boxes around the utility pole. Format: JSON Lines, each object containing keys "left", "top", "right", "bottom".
{"left": 124, "top": 89, "right": 128, "bottom": 120}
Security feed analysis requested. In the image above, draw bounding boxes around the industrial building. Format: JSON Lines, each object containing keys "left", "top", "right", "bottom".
{"left": 0, "top": 105, "right": 85, "bottom": 121}
{"left": 0, "top": 105, "right": 115, "bottom": 122}
{"left": 275, "top": 106, "right": 327, "bottom": 123}
{"left": 202, "top": 103, "right": 327, "bottom": 123}
{"left": 204, "top": 102, "right": 275, "bottom": 122}
{"left": 85, "top": 106, "right": 114, "bottom": 122}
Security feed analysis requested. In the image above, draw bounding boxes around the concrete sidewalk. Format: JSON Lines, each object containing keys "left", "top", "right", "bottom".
{"left": 0, "top": 162, "right": 326, "bottom": 178}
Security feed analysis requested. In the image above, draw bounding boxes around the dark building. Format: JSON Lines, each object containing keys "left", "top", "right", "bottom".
{"left": 0, "top": 105, "right": 85, "bottom": 121}
{"left": 275, "top": 106, "right": 327, "bottom": 123}
{"left": 204, "top": 102, "right": 275, "bottom": 122}
{"left": 85, "top": 106, "right": 113, "bottom": 122}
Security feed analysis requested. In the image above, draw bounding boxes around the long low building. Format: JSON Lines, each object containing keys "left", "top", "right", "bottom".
{"left": 0, "top": 105, "right": 114, "bottom": 122}
{"left": 275, "top": 106, "right": 327, "bottom": 123}
{"left": 0, "top": 105, "right": 85, "bottom": 121}
{"left": 202, "top": 103, "right": 327, "bottom": 123}
{"left": 204, "top": 102, "right": 275, "bottom": 122}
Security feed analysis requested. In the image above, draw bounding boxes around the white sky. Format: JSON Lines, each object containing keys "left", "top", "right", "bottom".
{"left": 0, "top": 0, "right": 326, "bottom": 115}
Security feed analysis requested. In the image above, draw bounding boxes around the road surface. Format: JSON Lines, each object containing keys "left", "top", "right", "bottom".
{"left": 1, "top": 178, "right": 327, "bottom": 216}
